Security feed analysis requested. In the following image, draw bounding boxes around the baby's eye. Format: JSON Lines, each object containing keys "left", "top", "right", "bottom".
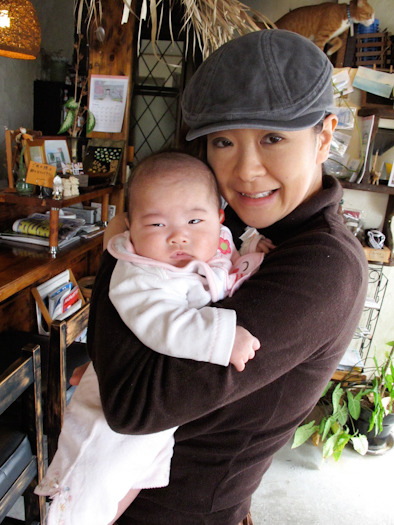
{"left": 211, "top": 137, "right": 233, "bottom": 148}
{"left": 189, "top": 219, "right": 202, "bottom": 224}
{"left": 151, "top": 223, "right": 165, "bottom": 227}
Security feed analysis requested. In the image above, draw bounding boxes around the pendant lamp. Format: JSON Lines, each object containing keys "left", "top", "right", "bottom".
{"left": 0, "top": 0, "right": 41, "bottom": 60}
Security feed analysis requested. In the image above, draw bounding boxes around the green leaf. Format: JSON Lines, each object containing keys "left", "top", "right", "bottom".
{"left": 292, "top": 421, "right": 319, "bottom": 448}
{"left": 86, "top": 110, "right": 96, "bottom": 134}
{"left": 323, "top": 429, "right": 350, "bottom": 461}
{"left": 332, "top": 383, "right": 343, "bottom": 414}
{"left": 322, "top": 416, "right": 334, "bottom": 441}
{"left": 58, "top": 109, "right": 75, "bottom": 134}
{"left": 335, "top": 403, "right": 349, "bottom": 426}
{"left": 347, "top": 391, "right": 361, "bottom": 420}
{"left": 64, "top": 97, "right": 79, "bottom": 110}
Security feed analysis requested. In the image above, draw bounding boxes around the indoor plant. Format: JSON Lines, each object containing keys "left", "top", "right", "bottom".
{"left": 292, "top": 341, "right": 394, "bottom": 460}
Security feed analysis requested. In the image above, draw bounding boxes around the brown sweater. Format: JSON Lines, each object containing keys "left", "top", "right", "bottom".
{"left": 88, "top": 175, "right": 368, "bottom": 525}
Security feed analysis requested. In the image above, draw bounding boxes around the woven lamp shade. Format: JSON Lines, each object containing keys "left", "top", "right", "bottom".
{"left": 0, "top": 0, "right": 41, "bottom": 59}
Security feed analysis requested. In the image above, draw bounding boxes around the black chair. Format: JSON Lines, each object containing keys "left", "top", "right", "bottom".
{"left": 0, "top": 343, "right": 46, "bottom": 524}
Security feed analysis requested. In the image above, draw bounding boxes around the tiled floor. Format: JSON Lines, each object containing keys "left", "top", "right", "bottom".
{"left": 8, "top": 437, "right": 394, "bottom": 524}
{"left": 251, "top": 438, "right": 394, "bottom": 524}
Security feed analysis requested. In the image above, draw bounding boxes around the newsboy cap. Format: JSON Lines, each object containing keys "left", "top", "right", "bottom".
{"left": 182, "top": 30, "right": 334, "bottom": 140}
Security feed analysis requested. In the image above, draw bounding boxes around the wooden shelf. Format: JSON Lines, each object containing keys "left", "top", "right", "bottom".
{"left": 340, "top": 181, "right": 394, "bottom": 195}
{"left": 0, "top": 186, "right": 113, "bottom": 254}
{"left": 0, "top": 185, "right": 113, "bottom": 209}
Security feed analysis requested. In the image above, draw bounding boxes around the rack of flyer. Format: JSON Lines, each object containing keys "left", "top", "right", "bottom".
{"left": 32, "top": 269, "right": 85, "bottom": 336}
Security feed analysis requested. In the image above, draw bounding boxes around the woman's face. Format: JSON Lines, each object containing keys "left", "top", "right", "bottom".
{"left": 206, "top": 116, "right": 336, "bottom": 229}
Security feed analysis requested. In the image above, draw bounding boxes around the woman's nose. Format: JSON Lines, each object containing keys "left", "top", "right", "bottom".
{"left": 235, "top": 147, "right": 267, "bottom": 182}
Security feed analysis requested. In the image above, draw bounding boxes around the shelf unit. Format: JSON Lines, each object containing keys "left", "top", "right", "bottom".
{"left": 0, "top": 186, "right": 113, "bottom": 256}
{"left": 353, "top": 263, "right": 388, "bottom": 365}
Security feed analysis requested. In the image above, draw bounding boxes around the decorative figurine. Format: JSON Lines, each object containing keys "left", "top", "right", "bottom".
{"left": 53, "top": 175, "right": 63, "bottom": 200}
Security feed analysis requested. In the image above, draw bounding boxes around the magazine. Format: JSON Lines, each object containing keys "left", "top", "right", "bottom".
{"left": 12, "top": 213, "right": 86, "bottom": 239}
{"left": 0, "top": 213, "right": 86, "bottom": 248}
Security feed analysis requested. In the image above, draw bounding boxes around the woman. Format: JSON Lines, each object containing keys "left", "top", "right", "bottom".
{"left": 89, "top": 30, "right": 368, "bottom": 525}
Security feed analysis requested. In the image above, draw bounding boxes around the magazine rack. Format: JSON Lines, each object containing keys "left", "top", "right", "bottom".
{"left": 31, "top": 269, "right": 85, "bottom": 334}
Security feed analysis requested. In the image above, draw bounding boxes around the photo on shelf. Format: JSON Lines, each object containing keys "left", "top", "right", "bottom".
{"left": 82, "top": 138, "right": 124, "bottom": 185}
{"left": 24, "top": 137, "right": 46, "bottom": 167}
{"left": 44, "top": 139, "right": 71, "bottom": 172}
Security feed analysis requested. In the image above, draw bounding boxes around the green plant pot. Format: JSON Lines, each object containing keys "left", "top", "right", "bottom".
{"left": 355, "top": 409, "right": 394, "bottom": 453}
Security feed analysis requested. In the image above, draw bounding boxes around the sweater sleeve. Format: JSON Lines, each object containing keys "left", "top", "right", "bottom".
{"left": 108, "top": 260, "right": 236, "bottom": 366}
{"left": 89, "top": 224, "right": 368, "bottom": 435}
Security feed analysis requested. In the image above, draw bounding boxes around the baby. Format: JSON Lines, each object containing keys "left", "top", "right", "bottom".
{"left": 36, "top": 151, "right": 271, "bottom": 525}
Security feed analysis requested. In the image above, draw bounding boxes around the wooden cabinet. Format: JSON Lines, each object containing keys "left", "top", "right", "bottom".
{"left": 0, "top": 235, "right": 102, "bottom": 334}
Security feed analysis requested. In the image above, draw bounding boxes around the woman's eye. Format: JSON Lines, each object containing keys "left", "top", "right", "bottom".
{"left": 211, "top": 137, "right": 233, "bottom": 148}
{"left": 263, "top": 134, "right": 283, "bottom": 145}
{"left": 189, "top": 219, "right": 202, "bottom": 224}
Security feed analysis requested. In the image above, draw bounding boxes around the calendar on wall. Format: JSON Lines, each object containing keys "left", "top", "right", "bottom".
{"left": 89, "top": 75, "right": 129, "bottom": 133}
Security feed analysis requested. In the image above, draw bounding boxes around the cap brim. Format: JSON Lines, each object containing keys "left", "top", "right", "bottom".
{"left": 185, "top": 110, "right": 328, "bottom": 141}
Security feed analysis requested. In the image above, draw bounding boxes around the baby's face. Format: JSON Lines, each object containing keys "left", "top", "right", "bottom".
{"left": 129, "top": 171, "right": 221, "bottom": 267}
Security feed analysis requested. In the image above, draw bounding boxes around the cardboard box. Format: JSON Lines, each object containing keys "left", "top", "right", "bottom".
{"left": 363, "top": 245, "right": 391, "bottom": 263}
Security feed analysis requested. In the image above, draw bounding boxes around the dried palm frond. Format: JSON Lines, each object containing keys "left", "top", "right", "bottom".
{"left": 177, "top": 0, "right": 273, "bottom": 58}
{"left": 74, "top": 0, "right": 274, "bottom": 58}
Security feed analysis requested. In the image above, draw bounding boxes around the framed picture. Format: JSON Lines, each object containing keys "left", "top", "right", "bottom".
{"left": 24, "top": 138, "right": 45, "bottom": 167}
{"left": 82, "top": 139, "right": 125, "bottom": 185}
{"left": 44, "top": 139, "right": 71, "bottom": 172}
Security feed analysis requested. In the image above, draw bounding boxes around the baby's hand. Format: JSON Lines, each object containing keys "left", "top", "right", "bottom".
{"left": 256, "top": 237, "right": 275, "bottom": 254}
{"left": 230, "top": 326, "right": 260, "bottom": 372}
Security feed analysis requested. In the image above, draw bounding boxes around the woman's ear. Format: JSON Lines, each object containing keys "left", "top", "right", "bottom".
{"left": 316, "top": 114, "right": 338, "bottom": 164}
{"left": 219, "top": 209, "right": 225, "bottom": 223}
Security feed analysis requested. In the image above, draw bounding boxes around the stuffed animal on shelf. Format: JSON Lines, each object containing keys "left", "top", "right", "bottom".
{"left": 273, "top": 0, "right": 375, "bottom": 56}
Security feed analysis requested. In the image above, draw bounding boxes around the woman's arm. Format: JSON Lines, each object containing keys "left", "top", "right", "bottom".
{"left": 103, "top": 212, "right": 128, "bottom": 250}
{"left": 89, "top": 229, "right": 367, "bottom": 436}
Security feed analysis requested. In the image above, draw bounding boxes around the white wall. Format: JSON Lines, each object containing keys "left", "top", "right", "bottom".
{"left": 0, "top": 0, "right": 74, "bottom": 182}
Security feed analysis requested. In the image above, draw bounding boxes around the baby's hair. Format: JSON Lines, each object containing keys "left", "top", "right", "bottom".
{"left": 127, "top": 151, "right": 221, "bottom": 222}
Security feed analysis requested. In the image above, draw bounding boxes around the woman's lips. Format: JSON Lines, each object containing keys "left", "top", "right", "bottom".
{"left": 240, "top": 189, "right": 275, "bottom": 199}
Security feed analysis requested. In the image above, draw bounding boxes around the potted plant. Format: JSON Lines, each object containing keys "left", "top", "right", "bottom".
{"left": 292, "top": 341, "right": 394, "bottom": 460}
{"left": 58, "top": 33, "right": 95, "bottom": 141}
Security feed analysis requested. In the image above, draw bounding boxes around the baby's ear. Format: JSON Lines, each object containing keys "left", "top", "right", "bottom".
{"left": 219, "top": 209, "right": 225, "bottom": 224}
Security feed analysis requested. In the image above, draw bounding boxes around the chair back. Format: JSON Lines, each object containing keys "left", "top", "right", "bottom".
{"left": 0, "top": 343, "right": 46, "bottom": 523}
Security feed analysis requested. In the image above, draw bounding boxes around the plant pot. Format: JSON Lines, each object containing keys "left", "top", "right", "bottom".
{"left": 355, "top": 408, "right": 394, "bottom": 453}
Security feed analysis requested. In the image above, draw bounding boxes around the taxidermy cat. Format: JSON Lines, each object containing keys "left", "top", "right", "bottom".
{"left": 274, "top": 0, "right": 375, "bottom": 56}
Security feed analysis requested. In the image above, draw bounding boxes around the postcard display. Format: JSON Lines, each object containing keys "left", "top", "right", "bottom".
{"left": 32, "top": 269, "right": 86, "bottom": 336}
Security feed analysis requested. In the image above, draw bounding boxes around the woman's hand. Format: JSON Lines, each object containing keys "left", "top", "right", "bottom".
{"left": 103, "top": 212, "right": 128, "bottom": 250}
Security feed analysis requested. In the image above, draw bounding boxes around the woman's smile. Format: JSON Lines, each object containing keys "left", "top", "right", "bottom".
{"left": 207, "top": 125, "right": 335, "bottom": 229}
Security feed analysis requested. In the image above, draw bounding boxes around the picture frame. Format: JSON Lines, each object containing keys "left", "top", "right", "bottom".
{"left": 44, "top": 138, "right": 71, "bottom": 172}
{"left": 82, "top": 138, "right": 125, "bottom": 185}
{"left": 24, "top": 138, "right": 46, "bottom": 167}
